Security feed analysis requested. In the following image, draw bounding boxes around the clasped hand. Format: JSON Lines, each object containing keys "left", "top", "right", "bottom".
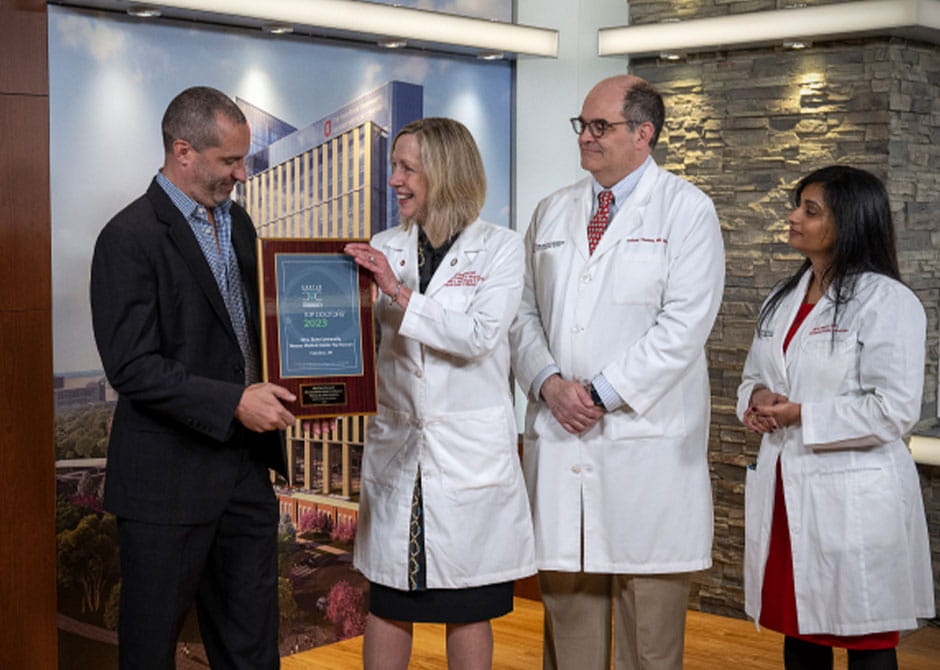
{"left": 541, "top": 375, "right": 604, "bottom": 435}
{"left": 742, "top": 388, "right": 801, "bottom": 434}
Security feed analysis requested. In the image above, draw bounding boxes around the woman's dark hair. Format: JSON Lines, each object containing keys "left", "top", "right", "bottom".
{"left": 756, "top": 165, "right": 900, "bottom": 333}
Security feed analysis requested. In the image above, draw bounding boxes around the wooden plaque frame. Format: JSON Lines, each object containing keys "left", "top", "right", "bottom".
{"left": 257, "top": 237, "right": 377, "bottom": 418}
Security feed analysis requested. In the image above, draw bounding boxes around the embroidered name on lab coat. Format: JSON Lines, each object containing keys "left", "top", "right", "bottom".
{"left": 534, "top": 240, "right": 564, "bottom": 252}
{"left": 625, "top": 237, "right": 668, "bottom": 245}
{"left": 808, "top": 324, "right": 847, "bottom": 336}
{"left": 444, "top": 271, "right": 485, "bottom": 287}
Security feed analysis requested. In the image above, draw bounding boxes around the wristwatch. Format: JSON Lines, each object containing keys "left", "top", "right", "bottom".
{"left": 588, "top": 383, "right": 605, "bottom": 409}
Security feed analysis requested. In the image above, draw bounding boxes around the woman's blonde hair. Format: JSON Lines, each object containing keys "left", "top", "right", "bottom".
{"left": 392, "top": 117, "right": 486, "bottom": 241}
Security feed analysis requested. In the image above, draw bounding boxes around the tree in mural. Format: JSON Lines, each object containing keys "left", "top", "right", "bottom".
{"left": 324, "top": 580, "right": 367, "bottom": 640}
{"left": 298, "top": 509, "right": 333, "bottom": 536}
{"left": 103, "top": 581, "right": 121, "bottom": 631}
{"left": 330, "top": 519, "right": 357, "bottom": 545}
{"left": 278, "top": 576, "right": 300, "bottom": 631}
{"left": 56, "top": 494, "right": 86, "bottom": 534}
{"left": 54, "top": 404, "right": 112, "bottom": 460}
{"left": 56, "top": 513, "right": 119, "bottom": 614}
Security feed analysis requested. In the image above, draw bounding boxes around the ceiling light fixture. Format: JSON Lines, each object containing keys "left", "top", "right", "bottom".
{"left": 598, "top": 0, "right": 940, "bottom": 57}
{"left": 262, "top": 23, "right": 294, "bottom": 34}
{"left": 378, "top": 39, "right": 407, "bottom": 49}
{"left": 476, "top": 51, "right": 504, "bottom": 60}
{"left": 126, "top": 4, "right": 162, "bottom": 18}
{"left": 135, "top": 0, "right": 558, "bottom": 57}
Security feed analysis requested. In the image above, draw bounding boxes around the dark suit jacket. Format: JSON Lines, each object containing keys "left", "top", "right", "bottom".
{"left": 91, "top": 178, "right": 286, "bottom": 525}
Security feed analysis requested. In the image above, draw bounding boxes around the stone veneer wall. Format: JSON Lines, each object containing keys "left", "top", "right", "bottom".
{"left": 625, "top": 0, "right": 940, "bottom": 618}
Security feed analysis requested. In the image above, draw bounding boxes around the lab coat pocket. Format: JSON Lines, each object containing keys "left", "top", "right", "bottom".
{"left": 363, "top": 407, "right": 414, "bottom": 490}
{"left": 806, "top": 467, "right": 903, "bottom": 561}
{"left": 612, "top": 254, "right": 665, "bottom": 305}
{"left": 436, "top": 282, "right": 476, "bottom": 312}
{"left": 602, "top": 382, "right": 687, "bottom": 439}
{"left": 798, "top": 332, "right": 857, "bottom": 394}
{"left": 431, "top": 408, "right": 515, "bottom": 505}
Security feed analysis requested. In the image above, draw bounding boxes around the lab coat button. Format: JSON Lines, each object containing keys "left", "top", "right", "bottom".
{"left": 415, "top": 369, "right": 423, "bottom": 378}
{"left": 581, "top": 274, "right": 591, "bottom": 282}
{"left": 416, "top": 420, "right": 424, "bottom": 430}
{"left": 571, "top": 465, "right": 581, "bottom": 474}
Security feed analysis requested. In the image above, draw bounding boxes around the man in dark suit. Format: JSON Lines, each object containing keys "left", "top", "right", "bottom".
{"left": 90, "top": 86, "right": 297, "bottom": 669}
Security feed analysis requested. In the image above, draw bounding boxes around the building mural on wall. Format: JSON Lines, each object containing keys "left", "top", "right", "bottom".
{"left": 49, "top": 2, "right": 512, "bottom": 666}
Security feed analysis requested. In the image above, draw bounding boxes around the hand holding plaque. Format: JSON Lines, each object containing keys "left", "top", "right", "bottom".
{"left": 257, "top": 238, "right": 377, "bottom": 419}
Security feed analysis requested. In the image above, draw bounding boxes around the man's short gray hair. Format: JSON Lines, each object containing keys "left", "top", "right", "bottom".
{"left": 623, "top": 80, "right": 665, "bottom": 149}
{"left": 161, "top": 86, "right": 246, "bottom": 152}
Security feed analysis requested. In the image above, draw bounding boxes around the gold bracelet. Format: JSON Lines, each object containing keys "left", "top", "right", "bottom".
{"left": 389, "top": 280, "right": 402, "bottom": 304}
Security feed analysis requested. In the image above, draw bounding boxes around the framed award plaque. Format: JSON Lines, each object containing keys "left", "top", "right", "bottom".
{"left": 257, "top": 238, "right": 377, "bottom": 418}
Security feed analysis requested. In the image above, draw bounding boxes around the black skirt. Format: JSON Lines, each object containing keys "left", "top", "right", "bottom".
{"left": 368, "top": 580, "right": 514, "bottom": 624}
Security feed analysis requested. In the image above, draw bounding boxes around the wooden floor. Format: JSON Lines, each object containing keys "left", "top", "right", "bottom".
{"left": 282, "top": 598, "right": 940, "bottom": 669}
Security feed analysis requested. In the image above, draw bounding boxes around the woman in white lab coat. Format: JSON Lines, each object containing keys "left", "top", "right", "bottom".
{"left": 344, "top": 117, "right": 535, "bottom": 670}
{"left": 737, "top": 166, "right": 934, "bottom": 670}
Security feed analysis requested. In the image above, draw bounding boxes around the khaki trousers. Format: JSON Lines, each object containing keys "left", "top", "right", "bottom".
{"left": 539, "top": 571, "right": 692, "bottom": 670}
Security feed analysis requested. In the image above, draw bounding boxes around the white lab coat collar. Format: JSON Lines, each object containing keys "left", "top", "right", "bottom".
{"left": 566, "top": 160, "right": 663, "bottom": 262}
{"left": 379, "top": 220, "right": 488, "bottom": 296}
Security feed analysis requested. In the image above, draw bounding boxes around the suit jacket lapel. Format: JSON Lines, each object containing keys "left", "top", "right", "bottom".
{"left": 147, "top": 180, "right": 238, "bottom": 343}
{"left": 231, "top": 205, "right": 261, "bottom": 337}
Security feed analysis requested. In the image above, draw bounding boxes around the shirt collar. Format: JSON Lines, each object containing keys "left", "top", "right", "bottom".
{"left": 592, "top": 155, "right": 652, "bottom": 206}
{"left": 155, "top": 170, "right": 232, "bottom": 221}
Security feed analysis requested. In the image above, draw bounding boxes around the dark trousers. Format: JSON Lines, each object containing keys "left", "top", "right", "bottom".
{"left": 117, "top": 459, "right": 280, "bottom": 670}
{"left": 784, "top": 636, "right": 898, "bottom": 670}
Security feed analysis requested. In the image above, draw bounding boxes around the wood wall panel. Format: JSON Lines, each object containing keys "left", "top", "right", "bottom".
{"left": 0, "top": 0, "right": 56, "bottom": 667}
{"left": 0, "top": 94, "right": 51, "bottom": 310}
{"left": 0, "top": 0, "right": 48, "bottom": 96}
{"left": 0, "top": 309, "right": 56, "bottom": 670}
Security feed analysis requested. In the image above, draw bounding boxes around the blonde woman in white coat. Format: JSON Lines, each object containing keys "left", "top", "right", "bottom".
{"left": 344, "top": 117, "right": 536, "bottom": 670}
{"left": 737, "top": 166, "right": 934, "bottom": 670}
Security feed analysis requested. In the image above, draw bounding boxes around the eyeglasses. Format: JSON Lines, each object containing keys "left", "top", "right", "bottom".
{"left": 569, "top": 116, "right": 639, "bottom": 139}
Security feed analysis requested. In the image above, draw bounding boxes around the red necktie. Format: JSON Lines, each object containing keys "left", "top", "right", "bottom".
{"left": 587, "top": 190, "right": 613, "bottom": 255}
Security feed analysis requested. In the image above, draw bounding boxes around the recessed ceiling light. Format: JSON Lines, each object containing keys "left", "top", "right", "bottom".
{"left": 783, "top": 39, "right": 810, "bottom": 49}
{"left": 659, "top": 51, "right": 682, "bottom": 60}
{"left": 262, "top": 23, "right": 294, "bottom": 34}
{"left": 126, "top": 4, "right": 161, "bottom": 18}
{"left": 477, "top": 51, "right": 504, "bottom": 60}
{"left": 377, "top": 39, "right": 407, "bottom": 48}
{"left": 113, "top": 0, "right": 557, "bottom": 57}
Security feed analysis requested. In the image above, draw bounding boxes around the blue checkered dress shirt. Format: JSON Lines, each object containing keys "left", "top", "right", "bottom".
{"left": 156, "top": 172, "right": 259, "bottom": 384}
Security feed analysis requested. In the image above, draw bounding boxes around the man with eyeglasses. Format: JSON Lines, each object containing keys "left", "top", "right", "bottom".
{"left": 510, "top": 75, "right": 724, "bottom": 670}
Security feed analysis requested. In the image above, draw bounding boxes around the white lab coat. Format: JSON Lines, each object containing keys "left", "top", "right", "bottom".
{"left": 737, "top": 270, "right": 935, "bottom": 635}
{"left": 353, "top": 219, "right": 536, "bottom": 590}
{"left": 510, "top": 161, "right": 724, "bottom": 573}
